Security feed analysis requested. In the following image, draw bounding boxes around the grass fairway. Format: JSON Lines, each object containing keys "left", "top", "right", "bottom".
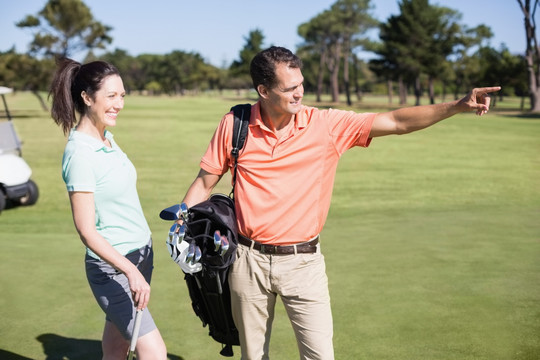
{"left": 0, "top": 91, "right": 538, "bottom": 359}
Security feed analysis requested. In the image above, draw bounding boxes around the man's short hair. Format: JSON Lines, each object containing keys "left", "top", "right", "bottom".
{"left": 250, "top": 46, "right": 303, "bottom": 93}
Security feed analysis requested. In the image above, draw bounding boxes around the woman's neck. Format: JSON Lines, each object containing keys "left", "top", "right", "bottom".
{"left": 76, "top": 117, "right": 109, "bottom": 146}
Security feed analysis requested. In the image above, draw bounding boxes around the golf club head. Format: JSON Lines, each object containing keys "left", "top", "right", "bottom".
{"left": 178, "top": 242, "right": 202, "bottom": 274}
{"left": 178, "top": 224, "right": 186, "bottom": 241}
{"left": 180, "top": 203, "right": 189, "bottom": 222}
{"left": 186, "top": 243, "right": 195, "bottom": 263}
{"left": 166, "top": 224, "right": 188, "bottom": 263}
{"left": 168, "top": 223, "right": 179, "bottom": 244}
{"left": 194, "top": 246, "right": 202, "bottom": 263}
{"left": 220, "top": 236, "right": 229, "bottom": 257}
{"left": 160, "top": 204, "right": 181, "bottom": 221}
{"left": 214, "top": 230, "right": 221, "bottom": 252}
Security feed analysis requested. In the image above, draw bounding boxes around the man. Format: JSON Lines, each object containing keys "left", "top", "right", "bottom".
{"left": 181, "top": 46, "right": 500, "bottom": 359}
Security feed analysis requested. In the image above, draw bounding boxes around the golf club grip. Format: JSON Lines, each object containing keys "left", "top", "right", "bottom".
{"left": 128, "top": 309, "right": 143, "bottom": 358}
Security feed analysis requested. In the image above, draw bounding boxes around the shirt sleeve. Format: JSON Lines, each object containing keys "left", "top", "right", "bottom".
{"left": 325, "top": 109, "right": 376, "bottom": 155}
{"left": 200, "top": 112, "right": 233, "bottom": 176}
{"left": 62, "top": 149, "right": 96, "bottom": 192}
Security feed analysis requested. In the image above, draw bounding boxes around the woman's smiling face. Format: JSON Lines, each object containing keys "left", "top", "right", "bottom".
{"left": 84, "top": 74, "right": 125, "bottom": 129}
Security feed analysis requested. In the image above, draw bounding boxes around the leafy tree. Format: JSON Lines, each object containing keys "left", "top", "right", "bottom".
{"left": 373, "top": 0, "right": 488, "bottom": 105}
{"left": 422, "top": 6, "right": 463, "bottom": 104}
{"left": 307, "top": 10, "right": 345, "bottom": 103}
{"left": 161, "top": 51, "right": 213, "bottom": 94}
{"left": 374, "top": 4, "right": 420, "bottom": 104}
{"left": 351, "top": 55, "right": 377, "bottom": 100}
{"left": 16, "top": 0, "right": 112, "bottom": 59}
{"left": 298, "top": 0, "right": 376, "bottom": 104}
{"left": 294, "top": 50, "right": 318, "bottom": 94}
{"left": 144, "top": 81, "right": 162, "bottom": 95}
{"left": 330, "top": 0, "right": 378, "bottom": 105}
{"left": 368, "top": 34, "right": 402, "bottom": 104}
{"left": 516, "top": 0, "right": 540, "bottom": 112}
{"left": 99, "top": 49, "right": 224, "bottom": 95}
{"left": 450, "top": 24, "right": 493, "bottom": 100}
{"left": 0, "top": 49, "right": 20, "bottom": 88}
{"left": 509, "top": 55, "right": 530, "bottom": 109}
{"left": 298, "top": 12, "right": 332, "bottom": 102}
{"left": 378, "top": 0, "right": 455, "bottom": 105}
{"left": 229, "top": 29, "right": 265, "bottom": 90}
{"left": 100, "top": 49, "right": 138, "bottom": 93}
{"left": 135, "top": 54, "right": 166, "bottom": 94}
{"left": 475, "top": 46, "right": 528, "bottom": 105}
{"left": 204, "top": 65, "right": 228, "bottom": 93}
{"left": 0, "top": 50, "right": 53, "bottom": 110}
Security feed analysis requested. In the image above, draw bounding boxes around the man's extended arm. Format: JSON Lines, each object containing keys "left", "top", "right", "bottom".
{"left": 369, "top": 86, "right": 501, "bottom": 138}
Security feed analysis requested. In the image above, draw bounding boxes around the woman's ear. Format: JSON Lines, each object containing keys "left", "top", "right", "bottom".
{"left": 81, "top": 91, "right": 92, "bottom": 106}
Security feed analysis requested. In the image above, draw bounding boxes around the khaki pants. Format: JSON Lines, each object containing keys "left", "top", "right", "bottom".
{"left": 229, "top": 242, "right": 334, "bottom": 360}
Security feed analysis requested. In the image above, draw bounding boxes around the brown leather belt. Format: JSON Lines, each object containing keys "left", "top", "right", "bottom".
{"left": 238, "top": 235, "right": 319, "bottom": 255}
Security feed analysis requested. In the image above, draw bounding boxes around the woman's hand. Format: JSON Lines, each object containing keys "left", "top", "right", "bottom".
{"left": 126, "top": 267, "right": 151, "bottom": 310}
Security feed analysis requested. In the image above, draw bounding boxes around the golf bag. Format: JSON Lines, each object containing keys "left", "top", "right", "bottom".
{"left": 165, "top": 104, "right": 251, "bottom": 357}
{"left": 182, "top": 193, "right": 240, "bottom": 357}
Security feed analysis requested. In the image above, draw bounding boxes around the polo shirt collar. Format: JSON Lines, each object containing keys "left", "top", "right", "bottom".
{"left": 295, "top": 107, "right": 309, "bottom": 129}
{"left": 69, "top": 129, "right": 115, "bottom": 152}
{"left": 252, "top": 101, "right": 309, "bottom": 130}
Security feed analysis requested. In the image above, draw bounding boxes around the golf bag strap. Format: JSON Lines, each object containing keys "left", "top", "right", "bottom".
{"left": 229, "top": 104, "right": 251, "bottom": 199}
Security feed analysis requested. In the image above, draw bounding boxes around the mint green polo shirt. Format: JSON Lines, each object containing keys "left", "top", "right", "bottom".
{"left": 62, "top": 130, "right": 151, "bottom": 259}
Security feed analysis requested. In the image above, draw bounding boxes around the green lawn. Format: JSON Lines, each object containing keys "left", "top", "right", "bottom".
{"left": 0, "top": 91, "right": 538, "bottom": 359}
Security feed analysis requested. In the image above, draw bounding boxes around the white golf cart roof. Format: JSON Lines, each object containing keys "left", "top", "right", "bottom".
{"left": 0, "top": 86, "right": 13, "bottom": 95}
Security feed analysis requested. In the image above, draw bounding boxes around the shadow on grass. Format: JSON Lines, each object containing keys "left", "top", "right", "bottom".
{"left": 37, "top": 334, "right": 102, "bottom": 359}
{"left": 0, "top": 349, "right": 33, "bottom": 360}
{"left": 1, "top": 199, "right": 30, "bottom": 212}
{"left": 0, "top": 110, "right": 47, "bottom": 120}
{"left": 0, "top": 334, "right": 184, "bottom": 360}
{"left": 494, "top": 110, "right": 540, "bottom": 120}
{"left": 511, "top": 112, "right": 540, "bottom": 119}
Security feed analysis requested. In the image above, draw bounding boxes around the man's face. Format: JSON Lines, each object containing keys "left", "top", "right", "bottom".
{"left": 261, "top": 63, "right": 304, "bottom": 116}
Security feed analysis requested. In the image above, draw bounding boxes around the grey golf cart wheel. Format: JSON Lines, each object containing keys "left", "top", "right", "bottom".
{"left": 19, "top": 179, "right": 39, "bottom": 206}
{"left": 0, "top": 190, "right": 5, "bottom": 213}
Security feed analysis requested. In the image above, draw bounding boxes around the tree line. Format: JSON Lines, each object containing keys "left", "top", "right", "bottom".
{"left": 0, "top": 0, "right": 537, "bottom": 111}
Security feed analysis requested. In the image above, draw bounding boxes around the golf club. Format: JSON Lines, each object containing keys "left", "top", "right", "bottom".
{"left": 168, "top": 223, "right": 179, "bottom": 243}
{"left": 220, "top": 236, "right": 229, "bottom": 257}
{"left": 159, "top": 204, "right": 181, "bottom": 221}
{"left": 180, "top": 202, "right": 189, "bottom": 222}
{"left": 214, "top": 230, "right": 221, "bottom": 252}
{"left": 186, "top": 243, "right": 195, "bottom": 263}
{"left": 126, "top": 308, "right": 143, "bottom": 360}
{"left": 178, "top": 224, "right": 186, "bottom": 241}
{"left": 194, "top": 246, "right": 202, "bottom": 263}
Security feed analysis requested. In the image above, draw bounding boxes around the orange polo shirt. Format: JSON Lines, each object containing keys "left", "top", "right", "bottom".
{"left": 200, "top": 101, "right": 375, "bottom": 245}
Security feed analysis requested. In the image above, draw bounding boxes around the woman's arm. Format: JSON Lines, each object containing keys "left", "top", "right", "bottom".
{"left": 69, "top": 191, "right": 151, "bottom": 310}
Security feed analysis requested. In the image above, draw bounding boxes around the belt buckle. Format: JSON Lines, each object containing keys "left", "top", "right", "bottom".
{"left": 260, "top": 244, "right": 277, "bottom": 254}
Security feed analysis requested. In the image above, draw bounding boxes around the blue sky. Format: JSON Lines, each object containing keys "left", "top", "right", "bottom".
{"left": 0, "top": 0, "right": 529, "bottom": 67}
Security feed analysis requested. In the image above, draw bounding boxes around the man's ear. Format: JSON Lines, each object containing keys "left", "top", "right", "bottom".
{"left": 81, "top": 91, "right": 92, "bottom": 106}
{"left": 257, "top": 84, "right": 268, "bottom": 99}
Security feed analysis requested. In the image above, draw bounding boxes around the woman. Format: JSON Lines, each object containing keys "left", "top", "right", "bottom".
{"left": 49, "top": 58, "right": 167, "bottom": 359}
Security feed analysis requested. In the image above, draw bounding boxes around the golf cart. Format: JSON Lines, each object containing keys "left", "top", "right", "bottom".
{"left": 0, "top": 86, "right": 39, "bottom": 212}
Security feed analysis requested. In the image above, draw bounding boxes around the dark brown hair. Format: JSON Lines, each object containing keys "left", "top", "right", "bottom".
{"left": 49, "top": 58, "right": 120, "bottom": 135}
{"left": 250, "top": 46, "right": 302, "bottom": 94}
